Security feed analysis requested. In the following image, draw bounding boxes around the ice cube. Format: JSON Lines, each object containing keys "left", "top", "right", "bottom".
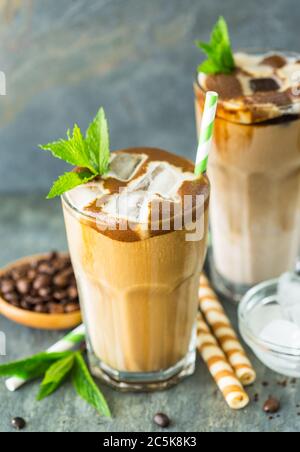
{"left": 101, "top": 190, "right": 150, "bottom": 224}
{"left": 66, "top": 184, "right": 102, "bottom": 210}
{"left": 278, "top": 272, "right": 300, "bottom": 327}
{"left": 108, "top": 153, "right": 146, "bottom": 181}
{"left": 259, "top": 319, "right": 300, "bottom": 348}
{"left": 129, "top": 162, "right": 193, "bottom": 200}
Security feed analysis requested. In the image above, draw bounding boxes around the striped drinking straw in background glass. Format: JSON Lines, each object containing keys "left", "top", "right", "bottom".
{"left": 195, "top": 91, "right": 218, "bottom": 176}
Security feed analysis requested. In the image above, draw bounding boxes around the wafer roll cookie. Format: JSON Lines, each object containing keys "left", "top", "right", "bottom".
{"left": 199, "top": 274, "right": 256, "bottom": 386}
{"left": 196, "top": 313, "right": 249, "bottom": 410}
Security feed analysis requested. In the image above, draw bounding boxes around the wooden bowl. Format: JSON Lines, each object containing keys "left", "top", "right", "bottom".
{"left": 0, "top": 254, "right": 82, "bottom": 330}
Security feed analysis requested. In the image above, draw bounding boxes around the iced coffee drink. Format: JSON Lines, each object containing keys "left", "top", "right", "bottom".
{"left": 195, "top": 51, "right": 300, "bottom": 300}
{"left": 62, "top": 148, "right": 209, "bottom": 390}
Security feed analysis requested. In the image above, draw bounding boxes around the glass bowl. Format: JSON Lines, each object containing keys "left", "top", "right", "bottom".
{"left": 238, "top": 279, "right": 300, "bottom": 378}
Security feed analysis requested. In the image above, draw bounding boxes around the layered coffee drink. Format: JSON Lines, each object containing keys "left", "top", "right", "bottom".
{"left": 62, "top": 147, "right": 209, "bottom": 390}
{"left": 195, "top": 51, "right": 300, "bottom": 300}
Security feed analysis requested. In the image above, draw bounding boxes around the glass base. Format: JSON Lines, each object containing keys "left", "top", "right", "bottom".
{"left": 87, "top": 348, "right": 196, "bottom": 392}
{"left": 208, "top": 252, "right": 253, "bottom": 304}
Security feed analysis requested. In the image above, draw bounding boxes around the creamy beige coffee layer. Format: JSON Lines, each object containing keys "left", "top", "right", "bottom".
{"left": 63, "top": 148, "right": 209, "bottom": 373}
{"left": 195, "top": 51, "right": 300, "bottom": 286}
{"left": 197, "top": 51, "right": 300, "bottom": 124}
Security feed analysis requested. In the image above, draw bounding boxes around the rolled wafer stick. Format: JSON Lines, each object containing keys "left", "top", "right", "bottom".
{"left": 196, "top": 312, "right": 249, "bottom": 410}
{"left": 199, "top": 274, "right": 256, "bottom": 386}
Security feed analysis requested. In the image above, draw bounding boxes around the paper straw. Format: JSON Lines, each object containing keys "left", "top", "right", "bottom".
{"left": 199, "top": 274, "right": 256, "bottom": 386}
{"left": 196, "top": 312, "right": 249, "bottom": 410}
{"left": 195, "top": 91, "right": 218, "bottom": 176}
{"left": 5, "top": 324, "right": 85, "bottom": 392}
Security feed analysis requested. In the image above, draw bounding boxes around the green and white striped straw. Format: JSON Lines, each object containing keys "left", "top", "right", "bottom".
{"left": 5, "top": 324, "right": 85, "bottom": 392}
{"left": 195, "top": 91, "right": 218, "bottom": 176}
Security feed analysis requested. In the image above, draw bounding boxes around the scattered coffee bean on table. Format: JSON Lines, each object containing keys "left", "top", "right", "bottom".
{"left": 153, "top": 413, "right": 171, "bottom": 428}
{"left": 11, "top": 417, "right": 26, "bottom": 430}
{"left": 0, "top": 252, "right": 80, "bottom": 315}
{"left": 263, "top": 397, "right": 280, "bottom": 414}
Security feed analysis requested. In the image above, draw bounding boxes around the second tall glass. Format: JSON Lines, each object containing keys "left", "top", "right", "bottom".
{"left": 194, "top": 51, "right": 300, "bottom": 301}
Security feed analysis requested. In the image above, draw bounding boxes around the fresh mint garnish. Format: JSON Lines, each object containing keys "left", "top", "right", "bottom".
{"left": 0, "top": 352, "right": 72, "bottom": 380}
{"left": 72, "top": 352, "right": 111, "bottom": 418}
{"left": 85, "top": 107, "right": 110, "bottom": 176}
{"left": 37, "top": 353, "right": 75, "bottom": 401}
{"left": 196, "top": 16, "right": 235, "bottom": 75}
{"left": 0, "top": 350, "right": 111, "bottom": 417}
{"left": 46, "top": 170, "right": 96, "bottom": 200}
{"left": 40, "top": 107, "right": 111, "bottom": 199}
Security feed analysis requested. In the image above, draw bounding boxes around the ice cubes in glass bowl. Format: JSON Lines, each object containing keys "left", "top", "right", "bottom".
{"left": 278, "top": 272, "right": 300, "bottom": 327}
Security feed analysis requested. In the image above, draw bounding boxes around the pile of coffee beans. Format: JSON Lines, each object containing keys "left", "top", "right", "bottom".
{"left": 0, "top": 252, "right": 80, "bottom": 314}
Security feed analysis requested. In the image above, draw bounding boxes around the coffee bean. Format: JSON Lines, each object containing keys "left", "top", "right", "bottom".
{"left": 53, "top": 273, "right": 69, "bottom": 288}
{"left": 48, "top": 251, "right": 58, "bottom": 261}
{"left": 38, "top": 262, "right": 55, "bottom": 275}
{"left": 53, "top": 290, "right": 68, "bottom": 301}
{"left": 27, "top": 269, "right": 37, "bottom": 281}
{"left": 153, "top": 413, "right": 170, "bottom": 428}
{"left": 67, "top": 286, "right": 78, "bottom": 299}
{"left": 34, "top": 303, "right": 48, "bottom": 313}
{"left": 0, "top": 278, "right": 15, "bottom": 294}
{"left": 4, "top": 292, "right": 19, "bottom": 303}
{"left": 49, "top": 303, "right": 64, "bottom": 314}
{"left": 16, "top": 278, "right": 31, "bottom": 295}
{"left": 11, "top": 266, "right": 28, "bottom": 280}
{"left": 33, "top": 274, "right": 51, "bottom": 291}
{"left": 24, "top": 295, "right": 40, "bottom": 305}
{"left": 20, "top": 300, "right": 32, "bottom": 310}
{"left": 11, "top": 417, "right": 26, "bottom": 430}
{"left": 64, "top": 303, "right": 80, "bottom": 313}
{"left": 38, "top": 287, "right": 52, "bottom": 298}
{"left": 263, "top": 397, "right": 280, "bottom": 414}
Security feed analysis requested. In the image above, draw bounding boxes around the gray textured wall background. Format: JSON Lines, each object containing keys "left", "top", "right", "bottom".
{"left": 0, "top": 0, "right": 299, "bottom": 194}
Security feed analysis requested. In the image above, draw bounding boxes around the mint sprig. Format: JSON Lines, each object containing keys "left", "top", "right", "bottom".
{"left": 0, "top": 351, "right": 111, "bottom": 417}
{"left": 196, "top": 16, "right": 235, "bottom": 75}
{"left": 40, "top": 107, "right": 111, "bottom": 199}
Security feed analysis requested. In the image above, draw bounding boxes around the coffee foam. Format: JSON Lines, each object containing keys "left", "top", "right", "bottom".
{"left": 65, "top": 154, "right": 198, "bottom": 225}
{"left": 97, "top": 161, "right": 197, "bottom": 224}
{"left": 197, "top": 51, "right": 300, "bottom": 123}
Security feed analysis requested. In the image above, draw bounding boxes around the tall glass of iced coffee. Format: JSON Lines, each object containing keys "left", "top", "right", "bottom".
{"left": 195, "top": 51, "right": 300, "bottom": 301}
{"left": 62, "top": 148, "right": 209, "bottom": 390}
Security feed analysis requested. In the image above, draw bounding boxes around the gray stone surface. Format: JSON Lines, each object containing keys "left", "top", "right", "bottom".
{"left": 0, "top": 195, "right": 299, "bottom": 432}
{"left": 0, "top": 0, "right": 299, "bottom": 193}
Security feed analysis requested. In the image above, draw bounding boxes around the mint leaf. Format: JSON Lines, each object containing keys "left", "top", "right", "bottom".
{"left": 40, "top": 107, "right": 112, "bottom": 198}
{"left": 196, "top": 16, "right": 235, "bottom": 75}
{"left": 37, "top": 353, "right": 75, "bottom": 401}
{"left": 47, "top": 170, "right": 95, "bottom": 199}
{"left": 0, "top": 352, "right": 72, "bottom": 380}
{"left": 40, "top": 125, "right": 97, "bottom": 175}
{"left": 72, "top": 352, "right": 111, "bottom": 417}
{"left": 86, "top": 107, "right": 110, "bottom": 175}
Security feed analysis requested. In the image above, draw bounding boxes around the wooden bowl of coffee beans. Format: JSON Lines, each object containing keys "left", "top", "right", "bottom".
{"left": 0, "top": 252, "right": 82, "bottom": 330}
